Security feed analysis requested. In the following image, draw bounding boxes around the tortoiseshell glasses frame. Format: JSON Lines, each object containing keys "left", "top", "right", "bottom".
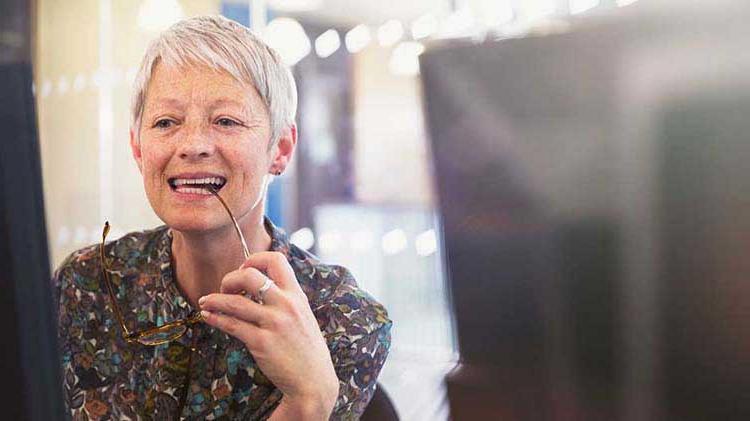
{"left": 99, "top": 186, "right": 249, "bottom": 346}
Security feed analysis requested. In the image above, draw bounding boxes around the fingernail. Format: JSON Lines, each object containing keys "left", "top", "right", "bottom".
{"left": 198, "top": 295, "right": 207, "bottom": 306}
{"left": 201, "top": 310, "right": 211, "bottom": 319}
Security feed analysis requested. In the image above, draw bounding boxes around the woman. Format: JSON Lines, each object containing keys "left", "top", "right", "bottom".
{"left": 53, "top": 15, "right": 391, "bottom": 420}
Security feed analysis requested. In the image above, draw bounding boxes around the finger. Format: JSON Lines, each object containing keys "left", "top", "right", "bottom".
{"left": 199, "top": 293, "right": 267, "bottom": 324}
{"left": 240, "top": 252, "right": 299, "bottom": 292}
{"left": 220, "top": 267, "right": 282, "bottom": 306}
{"left": 200, "top": 309, "right": 262, "bottom": 347}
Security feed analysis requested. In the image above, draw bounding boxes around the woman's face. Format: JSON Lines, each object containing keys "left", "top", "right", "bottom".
{"left": 131, "top": 62, "right": 277, "bottom": 233}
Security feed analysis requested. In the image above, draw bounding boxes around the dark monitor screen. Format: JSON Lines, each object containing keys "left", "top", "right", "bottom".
{"left": 0, "top": 0, "right": 65, "bottom": 419}
{"left": 422, "top": 2, "right": 750, "bottom": 420}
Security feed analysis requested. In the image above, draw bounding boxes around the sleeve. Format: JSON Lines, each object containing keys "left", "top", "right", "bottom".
{"left": 329, "top": 322, "right": 392, "bottom": 420}
{"left": 52, "top": 261, "right": 71, "bottom": 341}
{"left": 318, "top": 269, "right": 393, "bottom": 420}
{"left": 51, "top": 268, "right": 62, "bottom": 323}
{"left": 51, "top": 256, "right": 74, "bottom": 325}
{"left": 53, "top": 254, "right": 90, "bottom": 417}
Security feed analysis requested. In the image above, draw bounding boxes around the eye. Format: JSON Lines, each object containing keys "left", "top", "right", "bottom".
{"left": 153, "top": 118, "right": 176, "bottom": 129}
{"left": 216, "top": 117, "right": 243, "bottom": 127}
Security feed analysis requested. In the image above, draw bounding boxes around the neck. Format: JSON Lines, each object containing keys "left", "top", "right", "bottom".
{"left": 170, "top": 211, "right": 272, "bottom": 308}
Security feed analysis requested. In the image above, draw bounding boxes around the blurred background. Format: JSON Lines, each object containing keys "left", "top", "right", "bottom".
{"left": 22, "top": 0, "right": 750, "bottom": 419}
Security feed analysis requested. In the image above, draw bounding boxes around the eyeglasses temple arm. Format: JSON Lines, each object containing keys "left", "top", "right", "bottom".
{"left": 207, "top": 186, "right": 251, "bottom": 260}
{"left": 100, "top": 221, "right": 133, "bottom": 338}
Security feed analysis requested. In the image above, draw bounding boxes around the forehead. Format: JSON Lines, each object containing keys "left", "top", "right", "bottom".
{"left": 144, "top": 62, "right": 264, "bottom": 112}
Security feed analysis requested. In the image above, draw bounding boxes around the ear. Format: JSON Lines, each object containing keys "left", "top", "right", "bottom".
{"left": 269, "top": 124, "right": 297, "bottom": 173}
{"left": 130, "top": 128, "right": 143, "bottom": 174}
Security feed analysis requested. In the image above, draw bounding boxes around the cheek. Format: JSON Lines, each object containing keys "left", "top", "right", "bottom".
{"left": 227, "top": 146, "right": 268, "bottom": 176}
{"left": 139, "top": 147, "right": 170, "bottom": 182}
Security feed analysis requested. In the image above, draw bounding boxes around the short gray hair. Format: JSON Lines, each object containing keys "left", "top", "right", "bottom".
{"left": 131, "top": 15, "right": 297, "bottom": 147}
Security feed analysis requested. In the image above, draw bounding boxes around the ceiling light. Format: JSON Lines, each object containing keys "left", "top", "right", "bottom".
{"left": 345, "top": 24, "right": 371, "bottom": 53}
{"left": 56, "top": 226, "right": 70, "bottom": 246}
{"left": 389, "top": 41, "right": 425, "bottom": 76}
{"left": 74, "top": 226, "right": 87, "bottom": 244}
{"left": 41, "top": 80, "right": 52, "bottom": 97}
{"left": 570, "top": 0, "right": 599, "bottom": 14}
{"left": 377, "top": 20, "right": 404, "bottom": 47}
{"left": 263, "top": 17, "right": 311, "bottom": 65}
{"left": 351, "top": 230, "right": 374, "bottom": 252}
{"left": 318, "top": 230, "right": 342, "bottom": 254}
{"left": 57, "top": 76, "right": 69, "bottom": 95}
{"left": 290, "top": 227, "right": 315, "bottom": 250}
{"left": 73, "top": 73, "right": 87, "bottom": 92}
{"left": 411, "top": 14, "right": 438, "bottom": 40}
{"left": 438, "top": 7, "right": 475, "bottom": 39}
{"left": 415, "top": 229, "right": 437, "bottom": 257}
{"left": 382, "top": 229, "right": 408, "bottom": 255}
{"left": 315, "top": 29, "right": 340, "bottom": 58}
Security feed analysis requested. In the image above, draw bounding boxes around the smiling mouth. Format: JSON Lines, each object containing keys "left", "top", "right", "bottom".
{"left": 168, "top": 176, "right": 227, "bottom": 194}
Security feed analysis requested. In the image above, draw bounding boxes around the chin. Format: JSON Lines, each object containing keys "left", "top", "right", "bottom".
{"left": 165, "top": 220, "right": 218, "bottom": 234}
{"left": 146, "top": 183, "right": 261, "bottom": 234}
{"left": 153, "top": 207, "right": 224, "bottom": 233}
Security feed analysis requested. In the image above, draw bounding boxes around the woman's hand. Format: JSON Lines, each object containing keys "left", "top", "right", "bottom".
{"left": 197, "top": 252, "right": 339, "bottom": 419}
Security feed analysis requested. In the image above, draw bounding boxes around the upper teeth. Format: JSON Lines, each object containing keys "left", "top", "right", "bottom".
{"left": 172, "top": 177, "right": 224, "bottom": 186}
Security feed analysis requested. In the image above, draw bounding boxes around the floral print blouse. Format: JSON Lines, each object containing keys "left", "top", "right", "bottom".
{"left": 53, "top": 218, "right": 392, "bottom": 420}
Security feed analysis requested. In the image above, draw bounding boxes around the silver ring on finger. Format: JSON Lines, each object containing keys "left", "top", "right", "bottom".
{"left": 255, "top": 278, "right": 275, "bottom": 304}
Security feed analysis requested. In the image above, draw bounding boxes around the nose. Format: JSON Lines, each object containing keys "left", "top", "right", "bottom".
{"left": 177, "top": 124, "right": 216, "bottom": 161}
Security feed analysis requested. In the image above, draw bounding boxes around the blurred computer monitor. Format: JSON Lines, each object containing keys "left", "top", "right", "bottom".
{"left": 0, "top": 0, "right": 65, "bottom": 419}
{"left": 422, "top": 2, "right": 750, "bottom": 420}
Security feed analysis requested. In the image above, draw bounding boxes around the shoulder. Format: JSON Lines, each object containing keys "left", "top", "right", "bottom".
{"left": 287, "top": 244, "right": 392, "bottom": 340}
{"left": 53, "top": 226, "right": 169, "bottom": 294}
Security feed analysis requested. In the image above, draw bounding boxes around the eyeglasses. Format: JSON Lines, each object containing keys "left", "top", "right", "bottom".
{"left": 99, "top": 222, "right": 202, "bottom": 346}
{"left": 99, "top": 186, "right": 250, "bottom": 346}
